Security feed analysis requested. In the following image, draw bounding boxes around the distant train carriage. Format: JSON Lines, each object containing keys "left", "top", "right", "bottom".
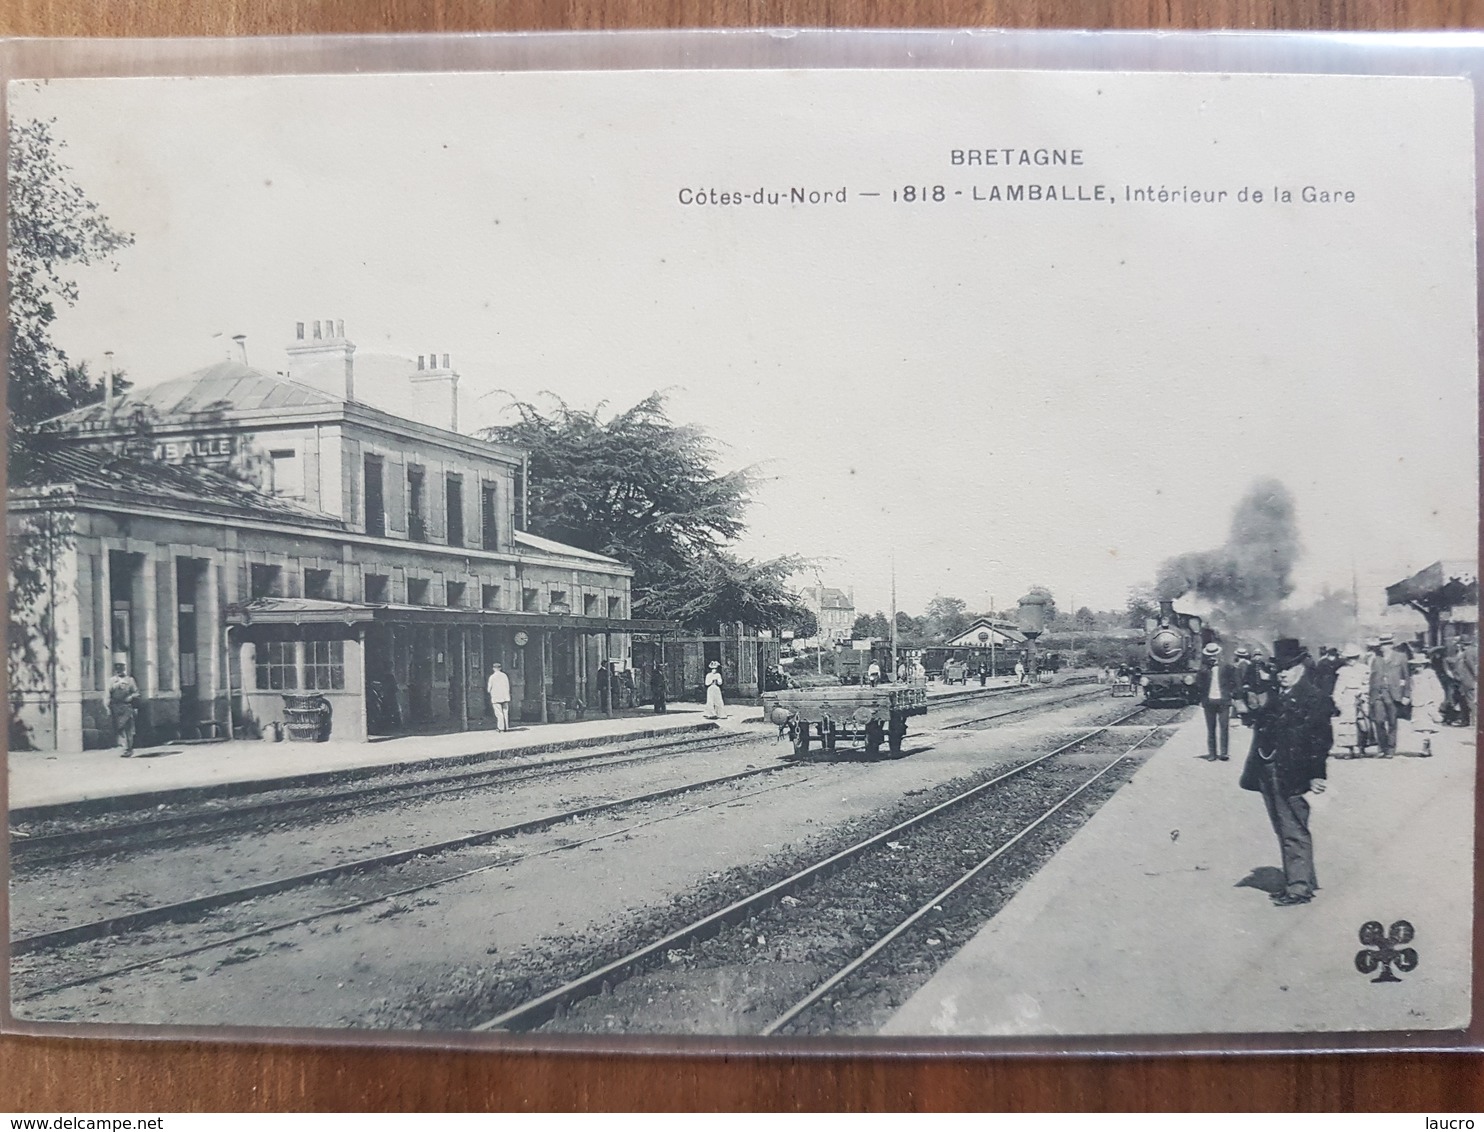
{"left": 1138, "top": 599, "right": 1212, "bottom": 705}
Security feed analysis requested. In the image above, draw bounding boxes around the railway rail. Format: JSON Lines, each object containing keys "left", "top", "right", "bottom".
{"left": 12, "top": 682, "right": 1099, "bottom": 870}
{"left": 475, "top": 703, "right": 1176, "bottom": 1033}
{"left": 12, "top": 683, "right": 1147, "bottom": 1015}
{"left": 9, "top": 728, "right": 760, "bottom": 869}
{"left": 760, "top": 713, "right": 1172, "bottom": 1034}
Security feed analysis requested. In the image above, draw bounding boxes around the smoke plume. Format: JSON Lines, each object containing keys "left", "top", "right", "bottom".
{"left": 1155, "top": 478, "right": 1301, "bottom": 626}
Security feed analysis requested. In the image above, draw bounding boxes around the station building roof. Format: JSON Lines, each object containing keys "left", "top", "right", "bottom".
{"left": 944, "top": 618, "right": 1028, "bottom": 647}
{"left": 9, "top": 442, "right": 344, "bottom": 530}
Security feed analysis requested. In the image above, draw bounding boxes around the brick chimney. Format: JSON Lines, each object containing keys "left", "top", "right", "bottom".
{"left": 409, "top": 352, "right": 460, "bottom": 433}
{"left": 286, "top": 318, "right": 356, "bottom": 400}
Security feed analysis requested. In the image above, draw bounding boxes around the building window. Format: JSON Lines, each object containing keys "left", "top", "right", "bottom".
{"left": 408, "top": 578, "right": 430, "bottom": 605}
{"left": 446, "top": 580, "right": 466, "bottom": 608}
{"left": 407, "top": 465, "right": 427, "bottom": 541}
{"left": 446, "top": 474, "right": 464, "bottom": 547}
{"left": 608, "top": 596, "right": 623, "bottom": 619}
{"left": 482, "top": 584, "right": 501, "bottom": 610}
{"left": 481, "top": 482, "right": 500, "bottom": 551}
{"left": 364, "top": 455, "right": 386, "bottom": 538}
{"left": 584, "top": 593, "right": 598, "bottom": 616}
{"left": 549, "top": 589, "right": 568, "bottom": 614}
{"left": 250, "top": 563, "right": 281, "bottom": 599}
{"left": 255, "top": 640, "right": 298, "bottom": 690}
{"left": 304, "top": 640, "right": 345, "bottom": 691}
{"left": 364, "top": 573, "right": 389, "bottom": 603}
{"left": 269, "top": 449, "right": 303, "bottom": 498}
{"left": 522, "top": 587, "right": 539, "bottom": 612}
{"left": 304, "top": 568, "right": 333, "bottom": 600}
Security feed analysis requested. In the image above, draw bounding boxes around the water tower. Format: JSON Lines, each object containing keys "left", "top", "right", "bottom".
{"left": 1017, "top": 590, "right": 1052, "bottom": 678}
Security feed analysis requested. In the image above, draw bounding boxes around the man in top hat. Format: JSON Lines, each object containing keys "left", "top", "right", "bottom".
{"left": 1195, "top": 642, "right": 1237, "bottom": 761}
{"left": 1240, "top": 638, "right": 1330, "bottom": 906}
{"left": 1367, "top": 633, "right": 1411, "bottom": 758}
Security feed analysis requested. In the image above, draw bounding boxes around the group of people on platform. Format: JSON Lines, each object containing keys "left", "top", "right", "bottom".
{"left": 1192, "top": 633, "right": 1477, "bottom": 909}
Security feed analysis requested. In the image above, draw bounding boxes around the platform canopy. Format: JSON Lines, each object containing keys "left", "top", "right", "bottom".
{"left": 224, "top": 597, "right": 678, "bottom": 634}
{"left": 1385, "top": 560, "right": 1478, "bottom": 613}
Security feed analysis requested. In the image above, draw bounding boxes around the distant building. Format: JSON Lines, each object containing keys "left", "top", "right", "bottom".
{"left": 944, "top": 617, "right": 1027, "bottom": 649}
{"left": 800, "top": 585, "right": 855, "bottom": 644}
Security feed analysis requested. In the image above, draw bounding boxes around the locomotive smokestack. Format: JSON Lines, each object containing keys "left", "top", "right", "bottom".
{"left": 1158, "top": 599, "right": 1175, "bottom": 620}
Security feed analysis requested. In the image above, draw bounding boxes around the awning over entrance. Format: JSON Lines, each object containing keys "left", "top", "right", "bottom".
{"left": 225, "top": 597, "right": 679, "bottom": 634}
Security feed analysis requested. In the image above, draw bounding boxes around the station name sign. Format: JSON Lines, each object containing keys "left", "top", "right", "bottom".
{"left": 152, "top": 436, "right": 236, "bottom": 463}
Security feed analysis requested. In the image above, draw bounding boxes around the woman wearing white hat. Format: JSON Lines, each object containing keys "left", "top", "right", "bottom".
{"left": 1330, "top": 646, "right": 1369, "bottom": 756}
{"left": 703, "top": 660, "right": 725, "bottom": 719}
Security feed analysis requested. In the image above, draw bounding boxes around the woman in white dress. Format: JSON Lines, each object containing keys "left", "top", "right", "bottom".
{"left": 703, "top": 660, "right": 725, "bottom": 719}
{"left": 1330, "top": 646, "right": 1369, "bottom": 755}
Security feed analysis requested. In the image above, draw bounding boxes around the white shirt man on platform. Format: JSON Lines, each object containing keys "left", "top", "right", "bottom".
{"left": 1195, "top": 643, "right": 1237, "bottom": 761}
{"left": 486, "top": 662, "right": 512, "bottom": 732}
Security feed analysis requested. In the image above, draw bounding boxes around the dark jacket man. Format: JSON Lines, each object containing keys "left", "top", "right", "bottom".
{"left": 1240, "top": 669, "right": 1332, "bottom": 797}
{"left": 1195, "top": 648, "right": 1238, "bottom": 760}
{"left": 1195, "top": 659, "right": 1239, "bottom": 703}
{"left": 1240, "top": 639, "right": 1331, "bottom": 905}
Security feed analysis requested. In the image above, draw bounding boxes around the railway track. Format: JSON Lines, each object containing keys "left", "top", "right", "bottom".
{"left": 9, "top": 727, "right": 761, "bottom": 869}
{"left": 760, "top": 712, "right": 1174, "bottom": 1035}
{"left": 9, "top": 758, "right": 808, "bottom": 963}
{"left": 940, "top": 684, "right": 1109, "bottom": 729}
{"left": 474, "top": 703, "right": 1178, "bottom": 1033}
{"left": 11, "top": 682, "right": 1101, "bottom": 870}
{"left": 12, "top": 684, "right": 1146, "bottom": 1013}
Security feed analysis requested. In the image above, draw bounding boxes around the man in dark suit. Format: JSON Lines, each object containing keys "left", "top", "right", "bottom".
{"left": 1195, "top": 642, "right": 1237, "bottom": 761}
{"left": 1367, "top": 633, "right": 1411, "bottom": 758}
{"left": 1240, "top": 638, "right": 1331, "bottom": 906}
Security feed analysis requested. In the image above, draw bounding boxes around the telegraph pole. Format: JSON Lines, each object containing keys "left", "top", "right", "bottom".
{"left": 890, "top": 552, "right": 898, "bottom": 680}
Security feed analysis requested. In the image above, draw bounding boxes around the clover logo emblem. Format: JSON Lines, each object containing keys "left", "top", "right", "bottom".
{"left": 1354, "top": 920, "right": 1418, "bottom": 983}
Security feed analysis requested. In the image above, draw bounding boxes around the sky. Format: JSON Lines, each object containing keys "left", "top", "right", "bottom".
{"left": 10, "top": 68, "right": 1479, "bottom": 617}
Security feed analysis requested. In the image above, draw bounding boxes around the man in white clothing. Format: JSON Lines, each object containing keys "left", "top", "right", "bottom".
{"left": 486, "top": 661, "right": 512, "bottom": 731}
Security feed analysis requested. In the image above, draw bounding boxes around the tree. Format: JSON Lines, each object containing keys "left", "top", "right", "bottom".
{"left": 852, "top": 611, "right": 890, "bottom": 639}
{"left": 1074, "top": 606, "right": 1097, "bottom": 629}
{"left": 8, "top": 118, "right": 133, "bottom": 480}
{"left": 1126, "top": 590, "right": 1159, "bottom": 629}
{"left": 480, "top": 393, "right": 811, "bottom": 631}
{"left": 8, "top": 119, "right": 132, "bottom": 747}
{"left": 783, "top": 607, "right": 818, "bottom": 640}
{"left": 923, "top": 594, "right": 971, "bottom": 642}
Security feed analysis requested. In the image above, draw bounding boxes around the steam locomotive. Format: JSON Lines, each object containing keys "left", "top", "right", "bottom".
{"left": 1138, "top": 598, "right": 1214, "bottom": 705}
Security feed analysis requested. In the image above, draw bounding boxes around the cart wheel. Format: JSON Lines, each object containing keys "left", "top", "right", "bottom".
{"left": 888, "top": 713, "right": 906, "bottom": 754}
{"left": 792, "top": 723, "right": 810, "bottom": 757}
{"left": 864, "top": 720, "right": 883, "bottom": 755}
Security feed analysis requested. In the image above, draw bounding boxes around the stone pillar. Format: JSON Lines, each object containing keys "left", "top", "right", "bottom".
{"left": 137, "top": 553, "right": 158, "bottom": 695}
{"left": 201, "top": 554, "right": 221, "bottom": 703}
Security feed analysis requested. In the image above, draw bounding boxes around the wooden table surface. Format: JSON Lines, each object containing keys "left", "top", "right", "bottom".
{"left": 2, "top": 0, "right": 1482, "bottom": 1111}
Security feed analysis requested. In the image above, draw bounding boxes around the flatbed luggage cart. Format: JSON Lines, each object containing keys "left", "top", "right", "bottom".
{"left": 763, "top": 685, "right": 929, "bottom": 756}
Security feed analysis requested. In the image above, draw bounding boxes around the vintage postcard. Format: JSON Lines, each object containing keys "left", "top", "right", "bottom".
{"left": 4, "top": 54, "right": 1478, "bottom": 1047}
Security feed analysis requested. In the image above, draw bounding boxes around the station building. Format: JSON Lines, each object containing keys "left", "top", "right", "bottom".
{"left": 8, "top": 321, "right": 673, "bottom": 751}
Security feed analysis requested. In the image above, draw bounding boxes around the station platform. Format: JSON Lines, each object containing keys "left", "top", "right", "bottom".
{"left": 6, "top": 703, "right": 758, "bottom": 816}
{"left": 883, "top": 708, "right": 1476, "bottom": 1039}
